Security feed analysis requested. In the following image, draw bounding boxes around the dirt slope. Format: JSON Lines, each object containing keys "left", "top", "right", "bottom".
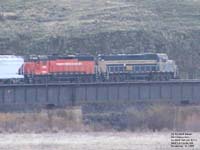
{"left": 1, "top": 0, "right": 200, "bottom": 77}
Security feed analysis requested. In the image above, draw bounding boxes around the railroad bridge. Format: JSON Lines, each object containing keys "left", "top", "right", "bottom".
{"left": 0, "top": 80, "right": 200, "bottom": 111}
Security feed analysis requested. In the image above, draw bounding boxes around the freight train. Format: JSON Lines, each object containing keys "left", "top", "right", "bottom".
{"left": 0, "top": 53, "right": 178, "bottom": 84}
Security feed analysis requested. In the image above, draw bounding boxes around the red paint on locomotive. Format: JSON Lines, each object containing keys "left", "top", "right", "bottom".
{"left": 49, "top": 59, "right": 94, "bottom": 74}
{"left": 23, "top": 61, "right": 49, "bottom": 75}
{"left": 23, "top": 57, "right": 95, "bottom": 76}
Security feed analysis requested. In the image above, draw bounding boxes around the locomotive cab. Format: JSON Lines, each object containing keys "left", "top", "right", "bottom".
{"left": 157, "top": 53, "right": 178, "bottom": 79}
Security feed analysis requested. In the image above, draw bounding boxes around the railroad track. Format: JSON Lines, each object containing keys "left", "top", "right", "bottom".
{"left": 1, "top": 79, "right": 200, "bottom": 86}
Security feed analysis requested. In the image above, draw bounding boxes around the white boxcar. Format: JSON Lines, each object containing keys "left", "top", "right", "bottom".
{"left": 0, "top": 55, "right": 24, "bottom": 80}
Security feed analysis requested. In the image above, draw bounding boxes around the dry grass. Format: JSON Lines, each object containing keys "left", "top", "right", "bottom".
{"left": 0, "top": 104, "right": 200, "bottom": 132}
{"left": 84, "top": 104, "right": 200, "bottom": 132}
{"left": 125, "top": 105, "right": 200, "bottom": 132}
{"left": 0, "top": 107, "right": 83, "bottom": 133}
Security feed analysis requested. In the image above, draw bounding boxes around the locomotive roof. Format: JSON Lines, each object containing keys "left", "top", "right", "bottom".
{"left": 26, "top": 55, "right": 94, "bottom": 61}
{"left": 53, "top": 55, "right": 94, "bottom": 61}
{"left": 98, "top": 53, "right": 161, "bottom": 61}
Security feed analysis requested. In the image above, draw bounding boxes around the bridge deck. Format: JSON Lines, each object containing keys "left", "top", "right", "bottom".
{"left": 0, "top": 80, "right": 200, "bottom": 110}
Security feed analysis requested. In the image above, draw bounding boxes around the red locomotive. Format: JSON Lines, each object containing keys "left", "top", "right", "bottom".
{"left": 23, "top": 55, "right": 95, "bottom": 83}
